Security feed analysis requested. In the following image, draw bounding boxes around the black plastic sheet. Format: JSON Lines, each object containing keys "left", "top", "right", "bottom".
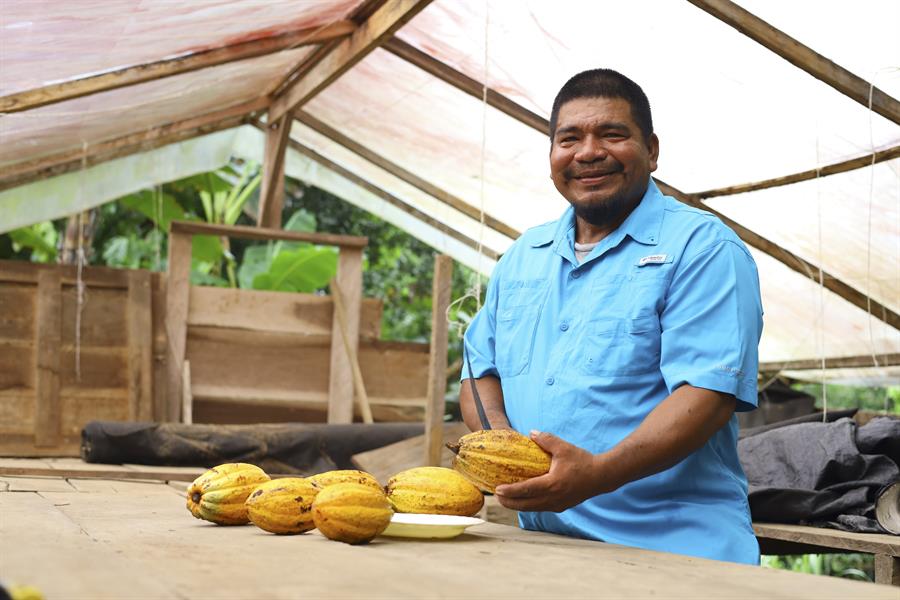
{"left": 81, "top": 421, "right": 423, "bottom": 475}
{"left": 739, "top": 417, "right": 900, "bottom": 534}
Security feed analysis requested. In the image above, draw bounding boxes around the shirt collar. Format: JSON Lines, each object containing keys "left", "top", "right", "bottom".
{"left": 529, "top": 178, "right": 665, "bottom": 250}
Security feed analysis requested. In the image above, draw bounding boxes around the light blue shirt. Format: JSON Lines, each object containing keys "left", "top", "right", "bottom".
{"left": 463, "top": 180, "right": 763, "bottom": 564}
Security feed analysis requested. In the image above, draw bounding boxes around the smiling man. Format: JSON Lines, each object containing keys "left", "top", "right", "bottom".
{"left": 460, "top": 69, "right": 764, "bottom": 564}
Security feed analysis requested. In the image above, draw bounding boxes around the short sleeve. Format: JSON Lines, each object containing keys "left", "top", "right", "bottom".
{"left": 659, "top": 240, "right": 763, "bottom": 411}
{"left": 461, "top": 269, "right": 501, "bottom": 380}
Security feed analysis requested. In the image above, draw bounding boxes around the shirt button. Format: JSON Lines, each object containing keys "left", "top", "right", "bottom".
{"left": 571, "top": 271, "right": 581, "bottom": 279}
{"left": 545, "top": 377, "right": 555, "bottom": 385}
{"left": 560, "top": 322, "right": 569, "bottom": 331}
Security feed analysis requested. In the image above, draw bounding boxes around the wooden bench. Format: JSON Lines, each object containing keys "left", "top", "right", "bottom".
{"left": 755, "top": 522, "right": 900, "bottom": 586}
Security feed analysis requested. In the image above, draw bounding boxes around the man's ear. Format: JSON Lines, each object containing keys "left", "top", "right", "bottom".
{"left": 648, "top": 133, "right": 660, "bottom": 173}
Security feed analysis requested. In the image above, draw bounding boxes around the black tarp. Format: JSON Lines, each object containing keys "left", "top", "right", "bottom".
{"left": 81, "top": 421, "right": 423, "bottom": 475}
{"left": 739, "top": 416, "right": 900, "bottom": 533}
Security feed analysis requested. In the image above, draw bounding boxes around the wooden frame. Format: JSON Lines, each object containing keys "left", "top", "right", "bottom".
{"left": 295, "top": 110, "right": 521, "bottom": 240}
{"left": 257, "top": 113, "right": 295, "bottom": 228}
{"left": 0, "top": 21, "right": 354, "bottom": 114}
{"left": 263, "top": 121, "right": 501, "bottom": 261}
{"left": 383, "top": 37, "right": 550, "bottom": 135}
{"left": 760, "top": 353, "right": 900, "bottom": 373}
{"left": 0, "top": 97, "right": 267, "bottom": 193}
{"left": 268, "top": 0, "right": 434, "bottom": 121}
{"left": 692, "top": 143, "right": 900, "bottom": 200}
{"left": 686, "top": 0, "right": 900, "bottom": 125}
{"left": 424, "top": 255, "right": 453, "bottom": 466}
{"left": 0, "top": 261, "right": 162, "bottom": 456}
{"left": 164, "top": 221, "right": 368, "bottom": 423}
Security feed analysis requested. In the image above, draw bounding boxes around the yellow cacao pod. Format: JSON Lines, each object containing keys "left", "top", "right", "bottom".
{"left": 245, "top": 478, "right": 318, "bottom": 534}
{"left": 386, "top": 466, "right": 484, "bottom": 516}
{"left": 312, "top": 483, "right": 393, "bottom": 544}
{"left": 307, "top": 469, "right": 382, "bottom": 492}
{"left": 447, "top": 429, "right": 551, "bottom": 493}
{"left": 186, "top": 463, "right": 270, "bottom": 525}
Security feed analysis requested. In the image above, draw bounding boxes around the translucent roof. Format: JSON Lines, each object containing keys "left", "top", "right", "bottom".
{"left": 1, "top": 0, "right": 898, "bottom": 383}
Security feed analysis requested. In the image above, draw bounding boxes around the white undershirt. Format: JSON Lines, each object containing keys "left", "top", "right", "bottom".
{"left": 574, "top": 240, "right": 599, "bottom": 264}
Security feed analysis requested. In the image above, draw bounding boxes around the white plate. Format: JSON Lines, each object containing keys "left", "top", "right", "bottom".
{"left": 381, "top": 514, "right": 485, "bottom": 539}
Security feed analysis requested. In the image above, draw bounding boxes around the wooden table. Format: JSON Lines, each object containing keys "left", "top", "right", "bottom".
{"left": 1, "top": 464, "right": 896, "bottom": 599}
{"left": 756, "top": 522, "right": 900, "bottom": 586}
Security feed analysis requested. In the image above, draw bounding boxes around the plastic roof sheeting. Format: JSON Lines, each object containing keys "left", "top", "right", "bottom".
{"left": 1, "top": 0, "right": 898, "bottom": 382}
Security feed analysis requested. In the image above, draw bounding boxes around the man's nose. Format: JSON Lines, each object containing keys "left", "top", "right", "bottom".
{"left": 574, "top": 135, "right": 608, "bottom": 162}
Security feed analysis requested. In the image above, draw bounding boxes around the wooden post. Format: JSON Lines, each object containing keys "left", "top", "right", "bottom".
{"left": 126, "top": 270, "right": 153, "bottom": 421}
{"left": 874, "top": 554, "right": 899, "bottom": 586}
{"left": 164, "top": 231, "right": 192, "bottom": 422}
{"left": 327, "top": 247, "right": 363, "bottom": 423}
{"left": 425, "top": 255, "right": 452, "bottom": 466}
{"left": 331, "top": 278, "right": 374, "bottom": 424}
{"left": 257, "top": 113, "right": 293, "bottom": 229}
{"left": 34, "top": 270, "right": 62, "bottom": 447}
{"left": 182, "top": 360, "right": 193, "bottom": 425}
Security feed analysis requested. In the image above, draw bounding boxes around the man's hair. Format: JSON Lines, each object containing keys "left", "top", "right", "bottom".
{"left": 549, "top": 69, "right": 653, "bottom": 142}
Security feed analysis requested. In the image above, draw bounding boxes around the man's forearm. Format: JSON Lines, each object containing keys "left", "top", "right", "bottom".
{"left": 592, "top": 384, "right": 737, "bottom": 493}
{"left": 459, "top": 375, "right": 511, "bottom": 431}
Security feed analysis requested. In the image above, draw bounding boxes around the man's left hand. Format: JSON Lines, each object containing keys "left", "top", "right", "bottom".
{"left": 494, "top": 430, "right": 612, "bottom": 513}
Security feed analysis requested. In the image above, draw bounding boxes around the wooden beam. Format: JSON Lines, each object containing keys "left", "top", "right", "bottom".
{"left": 257, "top": 113, "right": 294, "bottom": 228}
{"left": 425, "top": 255, "right": 453, "bottom": 466}
{"left": 686, "top": 0, "right": 900, "bottom": 125}
{"left": 655, "top": 178, "right": 900, "bottom": 332}
{"left": 262, "top": 123, "right": 501, "bottom": 261}
{"left": 170, "top": 220, "right": 367, "bottom": 248}
{"left": 328, "top": 250, "right": 364, "bottom": 424}
{"left": 268, "top": 0, "right": 434, "bottom": 122}
{"left": 760, "top": 353, "right": 900, "bottom": 373}
{"left": 126, "top": 270, "right": 154, "bottom": 422}
{"left": 692, "top": 143, "right": 900, "bottom": 199}
{"left": 0, "top": 97, "right": 267, "bottom": 192}
{"left": 0, "top": 21, "right": 354, "bottom": 114}
{"left": 295, "top": 111, "right": 521, "bottom": 240}
{"left": 383, "top": 37, "right": 550, "bottom": 135}
{"left": 266, "top": 1, "right": 388, "bottom": 98}
{"left": 164, "top": 230, "right": 192, "bottom": 422}
{"left": 34, "top": 270, "right": 62, "bottom": 447}
{"left": 330, "top": 277, "right": 373, "bottom": 424}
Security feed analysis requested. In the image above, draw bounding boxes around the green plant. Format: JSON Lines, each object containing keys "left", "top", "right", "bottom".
{"left": 7, "top": 221, "right": 58, "bottom": 263}
{"left": 761, "top": 553, "right": 873, "bottom": 581}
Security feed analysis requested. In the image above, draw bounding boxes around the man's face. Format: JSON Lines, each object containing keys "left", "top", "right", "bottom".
{"left": 550, "top": 96, "right": 659, "bottom": 228}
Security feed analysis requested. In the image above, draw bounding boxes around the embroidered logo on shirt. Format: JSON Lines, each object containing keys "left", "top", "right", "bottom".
{"left": 638, "top": 254, "right": 670, "bottom": 266}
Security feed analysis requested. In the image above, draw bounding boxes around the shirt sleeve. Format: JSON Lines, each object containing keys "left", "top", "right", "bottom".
{"left": 461, "top": 269, "right": 501, "bottom": 380}
{"left": 659, "top": 239, "right": 763, "bottom": 411}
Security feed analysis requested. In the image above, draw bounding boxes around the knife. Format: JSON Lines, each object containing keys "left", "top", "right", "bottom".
{"left": 463, "top": 341, "right": 492, "bottom": 431}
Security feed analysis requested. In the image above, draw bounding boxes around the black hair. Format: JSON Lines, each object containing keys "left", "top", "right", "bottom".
{"left": 549, "top": 69, "right": 653, "bottom": 141}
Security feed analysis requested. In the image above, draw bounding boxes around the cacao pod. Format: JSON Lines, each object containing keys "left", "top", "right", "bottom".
{"left": 386, "top": 466, "right": 484, "bottom": 516}
{"left": 307, "top": 469, "right": 381, "bottom": 492}
{"left": 312, "top": 483, "right": 393, "bottom": 544}
{"left": 186, "top": 463, "right": 270, "bottom": 525}
{"left": 245, "top": 478, "right": 318, "bottom": 534}
{"left": 447, "top": 429, "right": 551, "bottom": 493}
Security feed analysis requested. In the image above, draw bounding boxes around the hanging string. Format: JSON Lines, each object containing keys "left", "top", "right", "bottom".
{"left": 446, "top": 0, "right": 491, "bottom": 341}
{"left": 74, "top": 141, "right": 89, "bottom": 382}
{"left": 814, "top": 126, "right": 827, "bottom": 421}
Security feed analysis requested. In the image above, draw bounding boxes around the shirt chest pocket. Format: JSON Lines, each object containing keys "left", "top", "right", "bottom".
{"left": 494, "top": 282, "right": 546, "bottom": 377}
{"left": 581, "top": 313, "right": 661, "bottom": 376}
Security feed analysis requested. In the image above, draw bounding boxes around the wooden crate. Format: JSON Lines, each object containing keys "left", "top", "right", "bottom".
{"left": 0, "top": 259, "right": 431, "bottom": 456}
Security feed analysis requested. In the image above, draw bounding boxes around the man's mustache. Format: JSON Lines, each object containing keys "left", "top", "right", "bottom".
{"left": 563, "top": 164, "right": 623, "bottom": 180}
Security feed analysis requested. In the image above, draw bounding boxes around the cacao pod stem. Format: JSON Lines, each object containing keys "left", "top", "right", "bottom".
{"left": 446, "top": 441, "right": 461, "bottom": 455}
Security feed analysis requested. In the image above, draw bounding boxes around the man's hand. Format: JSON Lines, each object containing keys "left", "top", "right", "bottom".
{"left": 493, "top": 431, "right": 613, "bottom": 513}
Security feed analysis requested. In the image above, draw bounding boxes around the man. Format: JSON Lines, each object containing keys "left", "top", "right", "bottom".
{"left": 460, "top": 69, "right": 763, "bottom": 564}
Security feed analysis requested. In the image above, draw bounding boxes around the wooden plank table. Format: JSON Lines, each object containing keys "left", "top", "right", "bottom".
{"left": 756, "top": 522, "right": 900, "bottom": 586}
{"left": 1, "top": 472, "right": 896, "bottom": 598}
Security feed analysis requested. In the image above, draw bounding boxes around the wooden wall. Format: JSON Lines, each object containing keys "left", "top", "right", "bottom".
{"left": 0, "top": 261, "right": 161, "bottom": 456}
{"left": 0, "top": 261, "right": 430, "bottom": 457}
